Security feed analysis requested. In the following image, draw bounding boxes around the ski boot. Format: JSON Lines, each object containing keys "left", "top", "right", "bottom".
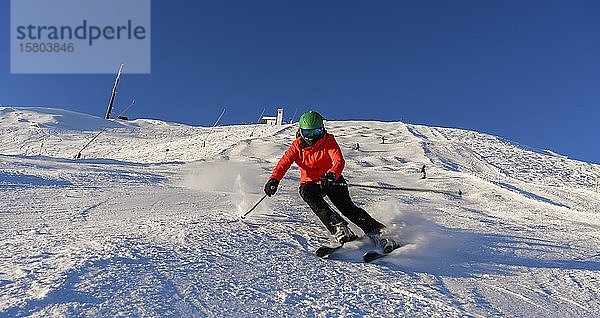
{"left": 366, "top": 228, "right": 402, "bottom": 253}
{"left": 333, "top": 222, "right": 359, "bottom": 244}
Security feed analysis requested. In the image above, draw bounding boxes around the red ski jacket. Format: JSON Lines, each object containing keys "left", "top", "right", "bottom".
{"left": 270, "top": 133, "right": 345, "bottom": 184}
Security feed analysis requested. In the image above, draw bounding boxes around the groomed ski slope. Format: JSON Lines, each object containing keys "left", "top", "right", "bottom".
{"left": 1, "top": 107, "right": 600, "bottom": 317}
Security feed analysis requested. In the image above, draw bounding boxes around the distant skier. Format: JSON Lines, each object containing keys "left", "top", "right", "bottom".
{"left": 381, "top": 136, "right": 385, "bottom": 144}
{"left": 355, "top": 143, "right": 360, "bottom": 151}
{"left": 420, "top": 164, "right": 427, "bottom": 179}
{"left": 264, "top": 111, "right": 399, "bottom": 251}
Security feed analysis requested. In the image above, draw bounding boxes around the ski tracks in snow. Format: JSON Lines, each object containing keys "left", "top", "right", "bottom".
{"left": 2, "top": 110, "right": 600, "bottom": 316}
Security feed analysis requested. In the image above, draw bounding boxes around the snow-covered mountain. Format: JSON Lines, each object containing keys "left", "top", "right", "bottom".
{"left": 1, "top": 106, "right": 599, "bottom": 317}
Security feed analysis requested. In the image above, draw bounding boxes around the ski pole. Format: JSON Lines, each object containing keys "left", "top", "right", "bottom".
{"left": 335, "top": 182, "right": 462, "bottom": 196}
{"left": 241, "top": 194, "right": 268, "bottom": 219}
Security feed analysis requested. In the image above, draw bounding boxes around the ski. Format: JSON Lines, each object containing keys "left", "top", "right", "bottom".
{"left": 363, "top": 242, "right": 406, "bottom": 263}
{"left": 315, "top": 235, "right": 361, "bottom": 258}
{"left": 315, "top": 245, "right": 343, "bottom": 258}
{"left": 363, "top": 250, "right": 388, "bottom": 263}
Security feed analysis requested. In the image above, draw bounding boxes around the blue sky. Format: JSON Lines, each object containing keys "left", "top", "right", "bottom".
{"left": 1, "top": 1, "right": 599, "bottom": 163}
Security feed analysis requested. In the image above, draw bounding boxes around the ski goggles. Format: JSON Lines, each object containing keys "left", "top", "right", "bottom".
{"left": 300, "top": 127, "right": 323, "bottom": 139}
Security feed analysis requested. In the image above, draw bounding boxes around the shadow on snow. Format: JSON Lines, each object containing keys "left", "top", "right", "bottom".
{"left": 362, "top": 223, "right": 600, "bottom": 278}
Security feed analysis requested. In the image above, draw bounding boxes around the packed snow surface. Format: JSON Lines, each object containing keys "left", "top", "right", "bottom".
{"left": 1, "top": 106, "right": 600, "bottom": 317}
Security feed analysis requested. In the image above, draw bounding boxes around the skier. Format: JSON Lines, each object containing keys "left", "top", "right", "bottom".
{"left": 420, "top": 164, "right": 427, "bottom": 179}
{"left": 264, "top": 111, "right": 399, "bottom": 252}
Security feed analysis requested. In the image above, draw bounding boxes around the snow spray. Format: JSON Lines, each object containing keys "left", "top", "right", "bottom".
{"left": 182, "top": 160, "right": 265, "bottom": 216}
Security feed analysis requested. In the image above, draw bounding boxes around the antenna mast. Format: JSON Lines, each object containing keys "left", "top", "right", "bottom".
{"left": 105, "top": 63, "right": 124, "bottom": 119}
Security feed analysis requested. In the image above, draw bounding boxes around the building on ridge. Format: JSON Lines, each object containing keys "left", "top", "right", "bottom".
{"left": 261, "top": 108, "right": 284, "bottom": 125}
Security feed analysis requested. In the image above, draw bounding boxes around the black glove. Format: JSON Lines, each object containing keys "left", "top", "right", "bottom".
{"left": 320, "top": 172, "right": 336, "bottom": 191}
{"left": 264, "top": 178, "right": 279, "bottom": 197}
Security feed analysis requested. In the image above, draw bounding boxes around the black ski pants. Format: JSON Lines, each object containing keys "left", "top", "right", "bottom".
{"left": 299, "top": 176, "right": 384, "bottom": 235}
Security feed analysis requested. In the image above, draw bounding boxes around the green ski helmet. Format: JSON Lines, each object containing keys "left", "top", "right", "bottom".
{"left": 298, "top": 111, "right": 324, "bottom": 129}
